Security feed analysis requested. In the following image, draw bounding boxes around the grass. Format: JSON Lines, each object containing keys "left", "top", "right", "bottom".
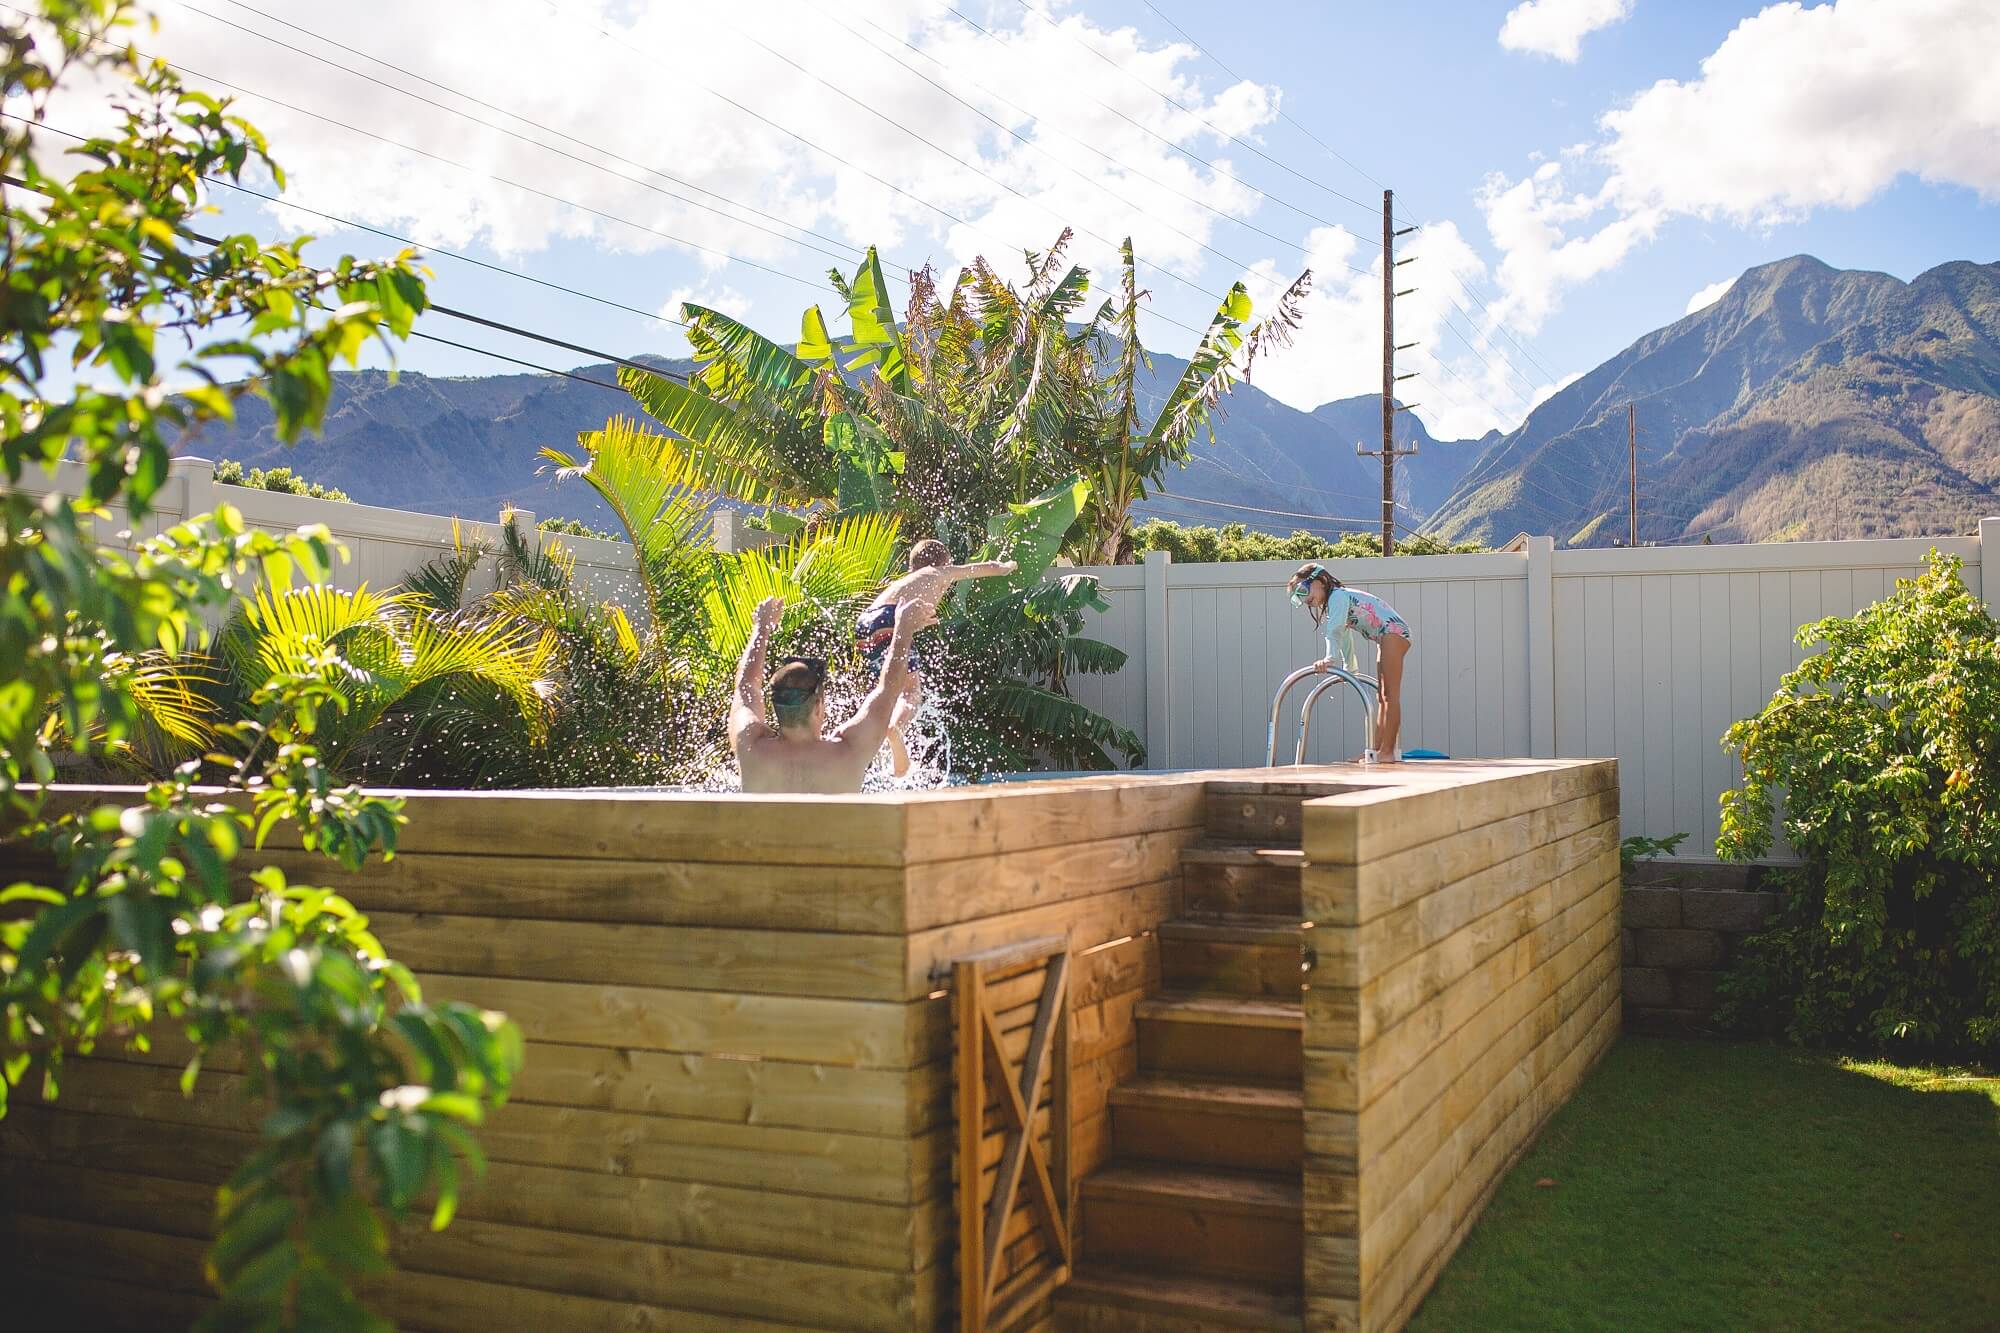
{"left": 1408, "top": 1036, "right": 2000, "bottom": 1333}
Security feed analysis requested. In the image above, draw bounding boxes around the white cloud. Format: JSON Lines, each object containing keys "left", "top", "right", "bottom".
{"left": 1239, "top": 220, "right": 1548, "bottom": 440}
{"left": 1684, "top": 276, "right": 1734, "bottom": 315}
{"left": 30, "top": 0, "right": 1280, "bottom": 302}
{"left": 1498, "top": 0, "right": 1635, "bottom": 62}
{"left": 1480, "top": 0, "right": 2000, "bottom": 346}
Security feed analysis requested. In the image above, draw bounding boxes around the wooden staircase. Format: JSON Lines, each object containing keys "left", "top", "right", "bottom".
{"left": 1056, "top": 800, "right": 1310, "bottom": 1330}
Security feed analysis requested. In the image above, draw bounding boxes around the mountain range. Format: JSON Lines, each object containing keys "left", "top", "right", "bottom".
{"left": 1427, "top": 255, "right": 2000, "bottom": 546}
{"left": 166, "top": 345, "right": 1495, "bottom": 536}
{"left": 173, "top": 254, "right": 2000, "bottom": 548}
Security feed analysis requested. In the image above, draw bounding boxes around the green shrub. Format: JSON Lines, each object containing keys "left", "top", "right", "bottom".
{"left": 213, "top": 456, "right": 350, "bottom": 502}
{"left": 1128, "top": 518, "right": 1483, "bottom": 563}
{"left": 1717, "top": 552, "right": 2000, "bottom": 1055}
{"left": 536, "top": 515, "right": 625, "bottom": 543}
{"left": 1620, "top": 832, "right": 1688, "bottom": 871}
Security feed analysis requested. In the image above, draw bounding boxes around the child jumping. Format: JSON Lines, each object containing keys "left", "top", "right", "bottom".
{"left": 857, "top": 539, "right": 1017, "bottom": 775}
{"left": 1287, "top": 562, "right": 1412, "bottom": 764}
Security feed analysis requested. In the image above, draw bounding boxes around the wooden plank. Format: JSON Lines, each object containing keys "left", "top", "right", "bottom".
{"left": 1348, "top": 934, "right": 1619, "bottom": 1262}
{"left": 1319, "top": 870, "right": 1617, "bottom": 1115}
{"left": 265, "top": 850, "right": 908, "bottom": 932}
{"left": 31, "top": 784, "right": 911, "bottom": 866}
{"left": 0, "top": 1161, "right": 931, "bottom": 1328}
{"left": 908, "top": 880, "right": 1176, "bottom": 996}
{"left": 91, "top": 1033, "right": 945, "bottom": 1138}
{"left": 1, "top": 1106, "right": 940, "bottom": 1272}
{"left": 899, "top": 777, "right": 1207, "bottom": 867}
{"left": 412, "top": 973, "right": 937, "bottom": 1070}
{"left": 956, "top": 958, "right": 987, "bottom": 1333}
{"left": 1303, "top": 881, "right": 1613, "bottom": 1137}
{"left": 1361, "top": 985, "right": 1620, "bottom": 1331}
{"left": 904, "top": 827, "right": 1202, "bottom": 932}
{"left": 43, "top": 1060, "right": 946, "bottom": 1206}
{"left": 364, "top": 911, "right": 909, "bottom": 1000}
{"left": 1310, "top": 802, "right": 1614, "bottom": 990}
{"left": 1352, "top": 834, "right": 1612, "bottom": 1045}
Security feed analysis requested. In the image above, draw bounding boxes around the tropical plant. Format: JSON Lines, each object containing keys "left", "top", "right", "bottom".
{"left": 536, "top": 514, "right": 624, "bottom": 542}
{"left": 1069, "top": 239, "right": 1310, "bottom": 563}
{"left": 1, "top": 6, "right": 520, "bottom": 1326}
{"left": 214, "top": 456, "right": 351, "bottom": 502}
{"left": 1620, "top": 832, "right": 1689, "bottom": 872}
{"left": 541, "top": 416, "right": 904, "bottom": 685}
{"left": 1717, "top": 552, "right": 2000, "bottom": 1056}
{"left": 1129, "top": 519, "right": 1487, "bottom": 564}
{"left": 215, "top": 573, "right": 557, "bottom": 771}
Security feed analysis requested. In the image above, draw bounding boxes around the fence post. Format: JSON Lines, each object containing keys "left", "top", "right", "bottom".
{"left": 1981, "top": 518, "right": 2000, "bottom": 620}
{"left": 1524, "top": 535, "right": 1556, "bottom": 758}
{"left": 1143, "top": 550, "right": 1171, "bottom": 768}
{"left": 166, "top": 454, "right": 217, "bottom": 535}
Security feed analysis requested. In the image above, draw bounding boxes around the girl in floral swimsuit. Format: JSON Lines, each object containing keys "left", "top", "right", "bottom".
{"left": 1287, "top": 562, "right": 1412, "bottom": 763}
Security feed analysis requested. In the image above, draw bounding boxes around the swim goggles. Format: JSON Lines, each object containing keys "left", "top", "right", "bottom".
{"left": 1289, "top": 563, "right": 1328, "bottom": 605}
{"left": 770, "top": 656, "right": 827, "bottom": 706}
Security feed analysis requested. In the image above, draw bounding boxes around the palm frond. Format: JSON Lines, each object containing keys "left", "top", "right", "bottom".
{"left": 1242, "top": 267, "right": 1313, "bottom": 383}
{"left": 403, "top": 519, "right": 492, "bottom": 614}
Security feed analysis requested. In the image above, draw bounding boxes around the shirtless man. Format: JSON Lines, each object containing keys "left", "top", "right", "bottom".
{"left": 855, "top": 539, "right": 1017, "bottom": 775}
{"left": 731, "top": 593, "right": 934, "bottom": 794}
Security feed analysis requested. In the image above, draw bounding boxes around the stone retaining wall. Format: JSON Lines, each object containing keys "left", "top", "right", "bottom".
{"left": 1621, "top": 863, "right": 1782, "bottom": 1033}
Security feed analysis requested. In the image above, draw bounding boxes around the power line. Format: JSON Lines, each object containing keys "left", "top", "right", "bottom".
{"left": 406, "top": 329, "right": 626, "bottom": 393}
{"left": 202, "top": 175, "right": 688, "bottom": 330}
{"left": 1135, "top": 491, "right": 1391, "bottom": 528}
{"left": 1006, "top": 0, "right": 1381, "bottom": 223}
{"left": 1133, "top": 0, "right": 1386, "bottom": 194}
{"left": 642, "top": 0, "right": 1239, "bottom": 313}
{"left": 183, "top": 0, "right": 887, "bottom": 275}
{"left": 535, "top": 0, "right": 1215, "bottom": 341}
{"left": 936, "top": 2, "right": 1374, "bottom": 264}
{"left": 1097, "top": 0, "right": 1566, "bottom": 399}
{"left": 800, "top": 1, "right": 1306, "bottom": 294}
{"left": 8, "top": 16, "right": 845, "bottom": 296}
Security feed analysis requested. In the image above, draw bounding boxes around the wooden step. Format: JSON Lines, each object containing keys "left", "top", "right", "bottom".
{"left": 1179, "top": 847, "right": 1304, "bottom": 919}
{"left": 1056, "top": 1263, "right": 1303, "bottom": 1332}
{"left": 1080, "top": 1162, "right": 1303, "bottom": 1284}
{"left": 1138, "top": 993, "right": 1303, "bottom": 1083}
{"left": 1158, "top": 917, "right": 1304, "bottom": 997}
{"left": 1109, "top": 1076, "right": 1303, "bottom": 1173}
{"left": 1204, "top": 792, "right": 1307, "bottom": 846}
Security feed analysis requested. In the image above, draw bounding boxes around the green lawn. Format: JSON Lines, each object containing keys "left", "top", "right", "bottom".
{"left": 1409, "top": 1036, "right": 2000, "bottom": 1333}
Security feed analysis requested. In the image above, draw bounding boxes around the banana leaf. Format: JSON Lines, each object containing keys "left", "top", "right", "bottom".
{"left": 961, "top": 475, "right": 1091, "bottom": 609}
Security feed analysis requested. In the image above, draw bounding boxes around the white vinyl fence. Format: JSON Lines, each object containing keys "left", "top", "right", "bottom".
{"left": 1067, "top": 530, "right": 1995, "bottom": 858}
{"left": 16, "top": 456, "right": 646, "bottom": 612}
{"left": 21, "top": 455, "right": 1997, "bottom": 858}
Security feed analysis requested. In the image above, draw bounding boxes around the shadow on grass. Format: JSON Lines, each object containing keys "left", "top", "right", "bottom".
{"left": 1408, "top": 1035, "right": 2000, "bottom": 1333}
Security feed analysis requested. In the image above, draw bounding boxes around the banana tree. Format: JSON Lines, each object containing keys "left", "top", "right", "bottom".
{"left": 1069, "top": 240, "right": 1312, "bottom": 564}
{"left": 540, "top": 415, "right": 903, "bottom": 687}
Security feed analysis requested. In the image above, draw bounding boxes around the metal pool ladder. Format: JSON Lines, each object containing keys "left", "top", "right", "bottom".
{"left": 1265, "top": 663, "right": 1379, "bottom": 765}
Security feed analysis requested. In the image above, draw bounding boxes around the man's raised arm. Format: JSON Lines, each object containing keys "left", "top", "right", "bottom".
{"left": 835, "top": 599, "right": 930, "bottom": 754}
{"left": 730, "top": 596, "right": 783, "bottom": 747}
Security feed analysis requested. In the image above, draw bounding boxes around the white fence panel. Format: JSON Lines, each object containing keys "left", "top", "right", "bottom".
{"left": 1549, "top": 538, "right": 1978, "bottom": 855}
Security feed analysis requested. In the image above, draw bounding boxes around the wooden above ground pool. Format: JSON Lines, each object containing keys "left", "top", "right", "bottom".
{"left": 4, "top": 758, "right": 1617, "bottom": 1333}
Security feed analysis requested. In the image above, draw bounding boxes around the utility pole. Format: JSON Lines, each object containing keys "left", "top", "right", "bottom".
{"left": 1628, "top": 402, "right": 1638, "bottom": 547}
{"left": 1361, "top": 189, "right": 1420, "bottom": 554}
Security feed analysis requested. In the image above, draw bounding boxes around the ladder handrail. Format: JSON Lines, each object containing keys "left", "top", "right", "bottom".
{"left": 1265, "top": 666, "right": 1322, "bottom": 765}
{"left": 1297, "top": 671, "right": 1377, "bottom": 763}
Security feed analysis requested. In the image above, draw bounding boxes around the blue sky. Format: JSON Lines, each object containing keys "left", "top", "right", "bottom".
{"left": 48, "top": 0, "right": 2000, "bottom": 441}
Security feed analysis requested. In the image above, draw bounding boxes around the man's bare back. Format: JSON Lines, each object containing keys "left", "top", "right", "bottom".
{"left": 731, "top": 594, "right": 932, "bottom": 794}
